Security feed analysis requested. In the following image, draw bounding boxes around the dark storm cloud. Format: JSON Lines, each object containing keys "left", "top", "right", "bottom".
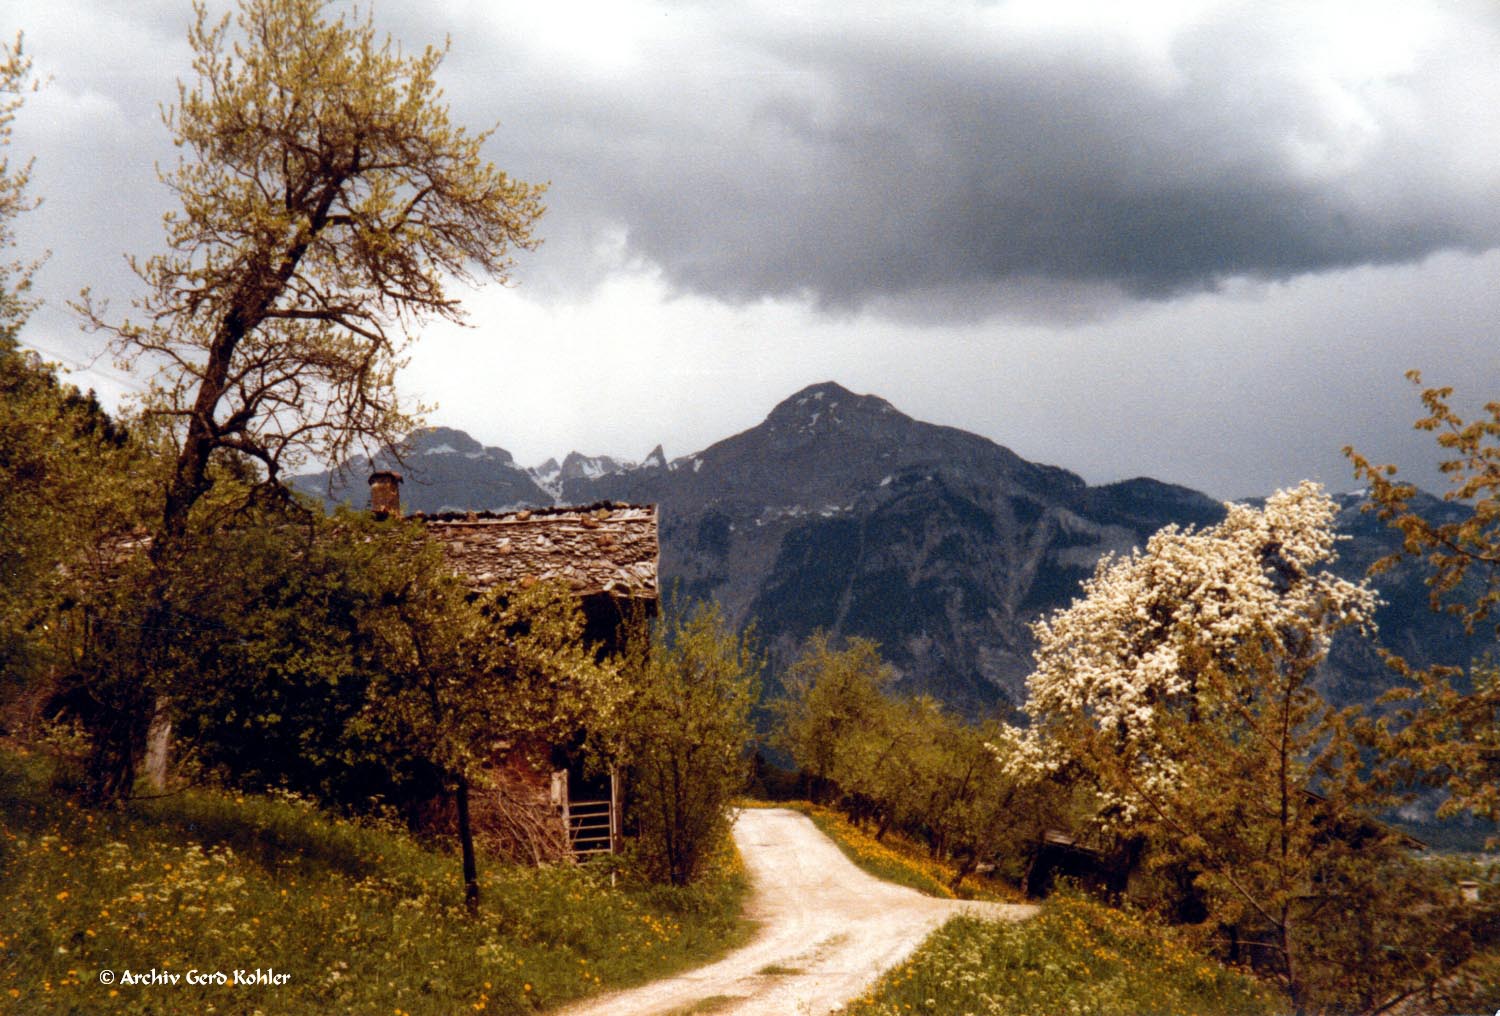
{"left": 14, "top": 0, "right": 1500, "bottom": 333}
{"left": 446, "top": 2, "right": 1500, "bottom": 314}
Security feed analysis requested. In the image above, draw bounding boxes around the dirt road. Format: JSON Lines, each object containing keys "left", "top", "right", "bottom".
{"left": 552, "top": 808, "right": 1037, "bottom": 1016}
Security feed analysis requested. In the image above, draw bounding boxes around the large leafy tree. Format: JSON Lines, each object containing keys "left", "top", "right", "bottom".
{"left": 1011, "top": 483, "right": 1483, "bottom": 1012}
{"left": 89, "top": 0, "right": 544, "bottom": 520}
{"left": 1347, "top": 373, "right": 1500, "bottom": 824}
{"left": 771, "top": 632, "right": 895, "bottom": 806}
{"left": 0, "top": 32, "right": 38, "bottom": 337}
{"left": 161, "top": 499, "right": 443, "bottom": 808}
{"left": 77, "top": 0, "right": 545, "bottom": 799}
{"left": 0, "top": 33, "right": 49, "bottom": 678}
{"left": 0, "top": 356, "right": 155, "bottom": 736}
{"left": 0, "top": 35, "right": 159, "bottom": 728}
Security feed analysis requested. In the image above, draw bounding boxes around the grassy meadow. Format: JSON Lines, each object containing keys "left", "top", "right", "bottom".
{"left": 10, "top": 756, "right": 1465, "bottom": 1016}
{"left": 0, "top": 747, "right": 751, "bottom": 1015}
{"left": 840, "top": 896, "right": 1287, "bottom": 1016}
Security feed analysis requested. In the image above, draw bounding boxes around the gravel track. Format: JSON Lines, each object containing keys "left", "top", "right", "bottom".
{"left": 551, "top": 807, "right": 1037, "bottom": 1016}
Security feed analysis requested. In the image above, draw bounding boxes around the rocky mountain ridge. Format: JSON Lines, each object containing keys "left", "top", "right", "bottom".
{"left": 292, "top": 382, "right": 1480, "bottom": 715}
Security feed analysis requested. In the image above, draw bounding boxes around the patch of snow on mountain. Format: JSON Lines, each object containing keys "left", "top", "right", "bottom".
{"left": 426, "top": 443, "right": 458, "bottom": 455}
{"left": 528, "top": 461, "right": 564, "bottom": 501}
{"left": 757, "top": 505, "right": 813, "bottom": 526}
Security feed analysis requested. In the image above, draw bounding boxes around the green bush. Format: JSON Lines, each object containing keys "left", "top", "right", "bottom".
{"left": 619, "top": 601, "right": 759, "bottom": 886}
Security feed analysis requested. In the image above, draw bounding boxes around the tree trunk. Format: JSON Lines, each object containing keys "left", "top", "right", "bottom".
{"left": 142, "top": 696, "right": 174, "bottom": 791}
{"left": 1281, "top": 912, "right": 1305, "bottom": 1016}
{"left": 83, "top": 706, "right": 144, "bottom": 805}
{"left": 949, "top": 854, "right": 977, "bottom": 894}
{"left": 455, "top": 773, "right": 481, "bottom": 917}
{"left": 79, "top": 184, "right": 342, "bottom": 806}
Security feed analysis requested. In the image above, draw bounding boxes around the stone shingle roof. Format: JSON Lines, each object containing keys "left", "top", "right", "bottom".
{"left": 414, "top": 503, "right": 658, "bottom": 599}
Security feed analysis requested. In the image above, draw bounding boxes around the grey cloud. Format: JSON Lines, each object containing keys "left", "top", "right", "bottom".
{"left": 14, "top": 0, "right": 1500, "bottom": 340}
{"left": 454, "top": 2, "right": 1500, "bottom": 315}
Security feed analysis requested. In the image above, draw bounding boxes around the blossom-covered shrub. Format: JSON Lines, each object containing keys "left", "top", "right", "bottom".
{"left": 1022, "top": 481, "right": 1376, "bottom": 807}
{"left": 1007, "top": 483, "right": 1497, "bottom": 1012}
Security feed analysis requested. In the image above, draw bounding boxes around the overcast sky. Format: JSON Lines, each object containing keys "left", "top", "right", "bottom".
{"left": 8, "top": 0, "right": 1500, "bottom": 499}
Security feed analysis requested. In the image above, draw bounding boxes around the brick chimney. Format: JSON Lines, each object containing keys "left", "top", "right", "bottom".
{"left": 368, "top": 470, "right": 403, "bottom": 516}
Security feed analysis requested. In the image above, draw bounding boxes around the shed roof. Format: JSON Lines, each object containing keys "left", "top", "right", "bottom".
{"left": 414, "top": 502, "right": 658, "bottom": 600}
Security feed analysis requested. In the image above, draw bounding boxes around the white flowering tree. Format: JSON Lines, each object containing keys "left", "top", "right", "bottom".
{"left": 1027, "top": 483, "right": 1376, "bottom": 790}
{"left": 1017, "top": 483, "right": 1437, "bottom": 1009}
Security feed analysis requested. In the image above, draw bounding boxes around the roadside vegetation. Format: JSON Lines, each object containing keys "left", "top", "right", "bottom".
{"left": 770, "top": 635, "right": 1068, "bottom": 897}
{"left": 782, "top": 800, "right": 1284, "bottom": 1015}
{"left": 621, "top": 603, "right": 761, "bottom": 887}
{"left": 841, "top": 894, "right": 1285, "bottom": 1016}
{"left": 771, "top": 472, "right": 1500, "bottom": 1014}
{"left": 782, "top": 802, "right": 1017, "bottom": 902}
{"left": 0, "top": 747, "right": 751, "bottom": 1016}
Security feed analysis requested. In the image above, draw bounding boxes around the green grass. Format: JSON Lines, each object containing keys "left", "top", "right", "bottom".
{"left": 0, "top": 747, "right": 752, "bottom": 1015}
{"left": 840, "top": 893, "right": 1288, "bottom": 1016}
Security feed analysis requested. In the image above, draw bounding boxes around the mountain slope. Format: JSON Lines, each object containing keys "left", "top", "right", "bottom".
{"left": 294, "top": 383, "right": 1484, "bottom": 715}
{"left": 291, "top": 426, "right": 552, "bottom": 512}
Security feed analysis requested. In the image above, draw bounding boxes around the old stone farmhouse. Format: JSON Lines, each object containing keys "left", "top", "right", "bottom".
{"left": 368, "top": 471, "right": 660, "bottom": 859}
